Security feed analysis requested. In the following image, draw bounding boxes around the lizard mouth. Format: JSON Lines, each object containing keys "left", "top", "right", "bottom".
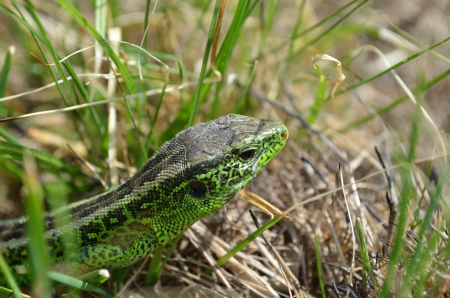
{"left": 251, "top": 122, "right": 288, "bottom": 176}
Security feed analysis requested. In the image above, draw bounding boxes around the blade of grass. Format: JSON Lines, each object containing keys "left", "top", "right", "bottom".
{"left": 355, "top": 218, "right": 374, "bottom": 290}
{"left": 332, "top": 35, "right": 450, "bottom": 99}
{"left": 0, "top": 46, "right": 13, "bottom": 101}
{"left": 258, "top": 0, "right": 276, "bottom": 56}
{"left": 92, "top": 0, "right": 108, "bottom": 142}
{"left": 315, "top": 232, "right": 326, "bottom": 298}
{"left": 55, "top": 0, "right": 150, "bottom": 162}
{"left": 215, "top": 0, "right": 253, "bottom": 73}
{"left": 210, "top": 0, "right": 228, "bottom": 65}
{"left": 411, "top": 170, "right": 450, "bottom": 297}
{"left": 0, "top": 286, "right": 13, "bottom": 298}
{"left": 143, "top": 57, "right": 184, "bottom": 155}
{"left": 288, "top": 0, "right": 307, "bottom": 56}
{"left": 143, "top": 0, "right": 151, "bottom": 48}
{"left": 377, "top": 12, "right": 450, "bottom": 64}
{"left": 216, "top": 215, "right": 283, "bottom": 266}
{"left": 56, "top": 0, "right": 136, "bottom": 96}
{"left": 309, "top": 58, "right": 327, "bottom": 124}
{"left": 12, "top": 1, "right": 87, "bottom": 141}
{"left": 0, "top": 253, "right": 22, "bottom": 298}
{"left": 411, "top": 232, "right": 439, "bottom": 298}
{"left": 233, "top": 60, "right": 258, "bottom": 114}
{"left": 188, "top": 0, "right": 222, "bottom": 126}
{"left": 291, "top": 0, "right": 360, "bottom": 40}
{"left": 0, "top": 129, "right": 19, "bottom": 145}
{"left": 0, "top": 140, "right": 64, "bottom": 169}
{"left": 61, "top": 59, "right": 103, "bottom": 138}
{"left": 267, "top": 1, "right": 366, "bottom": 59}
{"left": 407, "top": 78, "right": 422, "bottom": 163}
{"left": 400, "top": 169, "right": 448, "bottom": 294}
{"left": 379, "top": 166, "right": 414, "bottom": 297}
{"left": 164, "top": 0, "right": 256, "bottom": 140}
{"left": 144, "top": 244, "right": 165, "bottom": 286}
{"left": 288, "top": 0, "right": 368, "bottom": 62}
{"left": 23, "top": 153, "right": 51, "bottom": 297}
{"left": 94, "top": 0, "right": 107, "bottom": 76}
{"left": 139, "top": 1, "right": 160, "bottom": 158}
{"left": 47, "top": 271, "right": 108, "bottom": 296}
{"left": 0, "top": 4, "right": 46, "bottom": 43}
{"left": 412, "top": 160, "right": 433, "bottom": 228}
{"left": 0, "top": 160, "right": 24, "bottom": 181}
{"left": 145, "top": 233, "right": 182, "bottom": 286}
{"left": 0, "top": 46, "right": 19, "bottom": 144}
{"left": 75, "top": 269, "right": 110, "bottom": 286}
{"left": 380, "top": 92, "right": 422, "bottom": 296}
{"left": 338, "top": 67, "right": 450, "bottom": 133}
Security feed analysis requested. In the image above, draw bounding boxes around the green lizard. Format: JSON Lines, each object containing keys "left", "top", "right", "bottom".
{"left": 0, "top": 114, "right": 288, "bottom": 288}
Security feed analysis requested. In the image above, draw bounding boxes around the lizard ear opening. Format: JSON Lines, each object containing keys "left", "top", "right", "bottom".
{"left": 189, "top": 181, "right": 207, "bottom": 197}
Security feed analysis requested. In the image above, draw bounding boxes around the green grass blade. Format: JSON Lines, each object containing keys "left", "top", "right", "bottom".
{"left": 95, "top": 0, "right": 107, "bottom": 43}
{"left": 56, "top": 0, "right": 136, "bottom": 96}
{"left": 315, "top": 232, "right": 326, "bottom": 298}
{"left": 289, "top": 0, "right": 368, "bottom": 62}
{"left": 233, "top": 61, "right": 258, "bottom": 114}
{"left": 217, "top": 215, "right": 282, "bottom": 266}
{"left": 47, "top": 271, "right": 108, "bottom": 296}
{"left": 402, "top": 170, "right": 450, "bottom": 295}
{"left": 0, "top": 46, "right": 13, "bottom": 100}
{"left": 215, "top": 0, "right": 252, "bottom": 73}
{"left": 13, "top": 1, "right": 86, "bottom": 141}
{"left": 334, "top": 36, "right": 450, "bottom": 98}
{"left": 145, "top": 233, "right": 182, "bottom": 286}
{"left": 110, "top": 266, "right": 131, "bottom": 290}
{"left": 61, "top": 59, "right": 103, "bottom": 138}
{"left": 145, "top": 244, "right": 165, "bottom": 286}
{"left": 0, "top": 253, "right": 22, "bottom": 298}
{"left": 411, "top": 232, "right": 439, "bottom": 298}
{"left": 407, "top": 80, "right": 422, "bottom": 162}
{"left": 75, "top": 269, "right": 110, "bottom": 285}
{"left": 288, "top": 0, "right": 307, "bottom": 55}
{"left": 23, "top": 154, "right": 51, "bottom": 297}
{"left": 380, "top": 167, "right": 413, "bottom": 297}
{"left": 0, "top": 129, "right": 19, "bottom": 145}
{"left": 308, "top": 60, "right": 327, "bottom": 124}
{"left": 143, "top": 0, "right": 151, "bottom": 47}
{"left": 188, "top": 0, "right": 222, "bottom": 126}
{"left": 0, "top": 286, "right": 13, "bottom": 298}
{"left": 54, "top": 1, "right": 147, "bottom": 160}
{"left": 0, "top": 140, "right": 64, "bottom": 169}
{"left": 338, "top": 67, "right": 450, "bottom": 133}
{"left": 291, "top": 0, "right": 359, "bottom": 40}
{"left": 0, "top": 160, "right": 24, "bottom": 181}
{"left": 356, "top": 218, "right": 373, "bottom": 289}
{"left": 0, "top": 3, "right": 46, "bottom": 43}
{"left": 163, "top": 0, "right": 256, "bottom": 141}
{"left": 379, "top": 14, "right": 450, "bottom": 64}
{"left": 258, "top": 0, "right": 277, "bottom": 55}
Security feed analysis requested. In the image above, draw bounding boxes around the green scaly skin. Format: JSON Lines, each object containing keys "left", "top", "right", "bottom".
{"left": 0, "top": 114, "right": 288, "bottom": 287}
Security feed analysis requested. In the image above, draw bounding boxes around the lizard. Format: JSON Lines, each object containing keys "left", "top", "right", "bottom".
{"left": 0, "top": 113, "right": 288, "bottom": 288}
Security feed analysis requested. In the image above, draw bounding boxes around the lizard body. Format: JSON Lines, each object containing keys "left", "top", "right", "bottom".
{"left": 0, "top": 114, "right": 288, "bottom": 287}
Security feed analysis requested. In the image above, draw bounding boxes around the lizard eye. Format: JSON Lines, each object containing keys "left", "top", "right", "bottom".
{"left": 238, "top": 148, "right": 257, "bottom": 162}
{"left": 189, "top": 181, "right": 207, "bottom": 197}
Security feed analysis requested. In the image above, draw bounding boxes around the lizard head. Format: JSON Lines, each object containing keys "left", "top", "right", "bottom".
{"left": 178, "top": 114, "right": 288, "bottom": 214}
